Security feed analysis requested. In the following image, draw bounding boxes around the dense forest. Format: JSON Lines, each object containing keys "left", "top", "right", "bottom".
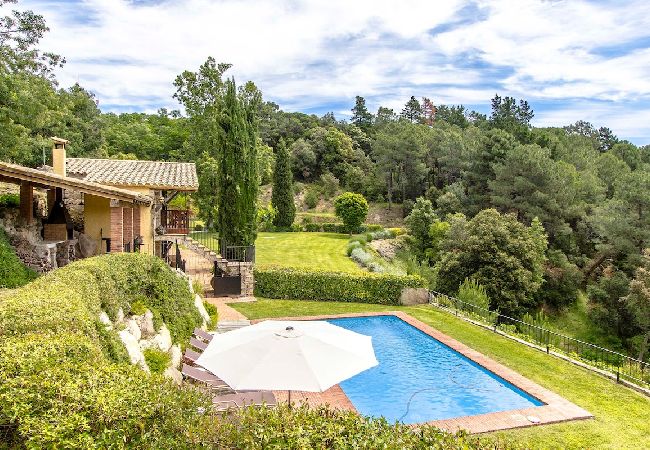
{"left": 1, "top": 0, "right": 649, "bottom": 361}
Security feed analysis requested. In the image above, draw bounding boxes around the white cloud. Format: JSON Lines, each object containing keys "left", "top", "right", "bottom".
{"left": 16, "top": 0, "right": 650, "bottom": 142}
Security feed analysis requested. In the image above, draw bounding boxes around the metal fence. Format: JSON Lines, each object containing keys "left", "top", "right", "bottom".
{"left": 429, "top": 291, "right": 650, "bottom": 391}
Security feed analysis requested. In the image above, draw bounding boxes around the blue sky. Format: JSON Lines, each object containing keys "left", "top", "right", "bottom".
{"left": 18, "top": 0, "right": 650, "bottom": 145}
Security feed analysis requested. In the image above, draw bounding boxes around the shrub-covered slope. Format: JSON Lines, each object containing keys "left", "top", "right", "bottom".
{"left": 0, "top": 228, "right": 37, "bottom": 289}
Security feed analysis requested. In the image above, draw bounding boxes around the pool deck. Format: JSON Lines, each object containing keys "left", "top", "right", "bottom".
{"left": 251, "top": 310, "right": 593, "bottom": 434}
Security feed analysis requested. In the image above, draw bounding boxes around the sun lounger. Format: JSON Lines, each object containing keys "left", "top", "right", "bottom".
{"left": 181, "top": 363, "right": 230, "bottom": 392}
{"left": 183, "top": 348, "right": 202, "bottom": 365}
{"left": 193, "top": 328, "right": 214, "bottom": 342}
{"left": 212, "top": 391, "right": 277, "bottom": 411}
{"left": 189, "top": 336, "right": 208, "bottom": 352}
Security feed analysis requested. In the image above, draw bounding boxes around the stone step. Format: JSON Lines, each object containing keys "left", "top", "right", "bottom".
{"left": 217, "top": 320, "right": 251, "bottom": 332}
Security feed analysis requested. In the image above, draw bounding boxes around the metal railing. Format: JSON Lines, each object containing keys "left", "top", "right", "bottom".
{"left": 219, "top": 239, "right": 255, "bottom": 263}
{"left": 429, "top": 291, "right": 650, "bottom": 391}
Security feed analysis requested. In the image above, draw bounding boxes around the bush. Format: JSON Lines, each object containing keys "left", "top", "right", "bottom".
{"left": 0, "top": 228, "right": 38, "bottom": 288}
{"left": 402, "top": 199, "right": 415, "bottom": 218}
{"left": 0, "top": 193, "right": 19, "bottom": 208}
{"left": 346, "top": 241, "right": 363, "bottom": 256}
{"left": 290, "top": 223, "right": 303, "bottom": 232}
{"left": 204, "top": 302, "right": 219, "bottom": 329}
{"left": 457, "top": 278, "right": 490, "bottom": 311}
{"left": 350, "top": 247, "right": 373, "bottom": 266}
{"left": 193, "top": 223, "right": 204, "bottom": 231}
{"left": 254, "top": 266, "right": 425, "bottom": 305}
{"left": 305, "top": 223, "right": 322, "bottom": 232}
{"left": 143, "top": 348, "right": 171, "bottom": 374}
{"left": 334, "top": 192, "right": 369, "bottom": 233}
{"left": 322, "top": 222, "right": 347, "bottom": 233}
{"left": 0, "top": 253, "right": 210, "bottom": 447}
{"left": 319, "top": 172, "right": 340, "bottom": 199}
{"left": 205, "top": 404, "right": 492, "bottom": 449}
{"left": 304, "top": 186, "right": 320, "bottom": 209}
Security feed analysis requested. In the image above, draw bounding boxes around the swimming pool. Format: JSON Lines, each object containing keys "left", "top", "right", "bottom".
{"left": 327, "top": 315, "right": 544, "bottom": 424}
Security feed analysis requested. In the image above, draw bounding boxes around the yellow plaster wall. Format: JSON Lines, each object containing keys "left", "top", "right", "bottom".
{"left": 84, "top": 194, "right": 110, "bottom": 255}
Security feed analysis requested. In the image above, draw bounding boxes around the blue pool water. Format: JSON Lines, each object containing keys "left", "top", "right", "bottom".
{"left": 327, "top": 315, "right": 543, "bottom": 424}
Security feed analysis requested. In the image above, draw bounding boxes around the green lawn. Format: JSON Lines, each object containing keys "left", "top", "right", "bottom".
{"left": 231, "top": 299, "right": 650, "bottom": 449}
{"left": 255, "top": 232, "right": 363, "bottom": 273}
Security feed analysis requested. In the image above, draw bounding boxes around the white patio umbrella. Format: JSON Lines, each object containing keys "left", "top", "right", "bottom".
{"left": 195, "top": 320, "right": 378, "bottom": 403}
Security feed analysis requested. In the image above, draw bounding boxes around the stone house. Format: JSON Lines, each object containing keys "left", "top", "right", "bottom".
{"left": 0, "top": 137, "right": 198, "bottom": 260}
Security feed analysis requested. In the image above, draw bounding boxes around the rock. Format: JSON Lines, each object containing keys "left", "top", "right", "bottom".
{"left": 140, "top": 324, "right": 172, "bottom": 352}
{"left": 138, "top": 358, "right": 150, "bottom": 374}
{"left": 169, "top": 344, "right": 182, "bottom": 369}
{"left": 195, "top": 294, "right": 210, "bottom": 326}
{"left": 125, "top": 318, "right": 141, "bottom": 341}
{"left": 119, "top": 329, "right": 145, "bottom": 366}
{"left": 163, "top": 367, "right": 183, "bottom": 385}
{"left": 116, "top": 308, "right": 125, "bottom": 323}
{"left": 136, "top": 310, "right": 156, "bottom": 337}
{"left": 77, "top": 232, "right": 97, "bottom": 258}
{"left": 98, "top": 311, "right": 111, "bottom": 326}
{"left": 399, "top": 288, "right": 429, "bottom": 306}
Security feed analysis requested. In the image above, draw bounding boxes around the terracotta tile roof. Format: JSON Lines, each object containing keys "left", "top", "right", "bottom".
{"left": 66, "top": 158, "right": 198, "bottom": 190}
{"left": 0, "top": 161, "right": 152, "bottom": 205}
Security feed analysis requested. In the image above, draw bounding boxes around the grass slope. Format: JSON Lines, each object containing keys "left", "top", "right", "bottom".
{"left": 232, "top": 299, "right": 650, "bottom": 449}
{"left": 256, "top": 232, "right": 363, "bottom": 273}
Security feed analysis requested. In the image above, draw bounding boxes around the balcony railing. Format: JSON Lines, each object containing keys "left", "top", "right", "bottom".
{"left": 161, "top": 209, "right": 190, "bottom": 235}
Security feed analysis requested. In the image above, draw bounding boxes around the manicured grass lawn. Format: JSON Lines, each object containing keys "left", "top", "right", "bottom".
{"left": 231, "top": 299, "right": 650, "bottom": 449}
{"left": 255, "top": 232, "right": 363, "bottom": 273}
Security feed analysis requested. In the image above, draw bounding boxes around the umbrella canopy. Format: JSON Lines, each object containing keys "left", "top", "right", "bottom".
{"left": 195, "top": 320, "right": 378, "bottom": 392}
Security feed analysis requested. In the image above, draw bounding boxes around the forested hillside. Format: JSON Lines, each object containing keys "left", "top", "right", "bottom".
{"left": 1, "top": 1, "right": 648, "bottom": 362}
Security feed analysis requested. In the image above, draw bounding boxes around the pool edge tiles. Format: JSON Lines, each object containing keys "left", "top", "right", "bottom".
{"left": 250, "top": 311, "right": 594, "bottom": 434}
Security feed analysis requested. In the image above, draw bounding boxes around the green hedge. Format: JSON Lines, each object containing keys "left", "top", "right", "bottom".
{"left": 0, "top": 253, "right": 208, "bottom": 447}
{"left": 0, "top": 228, "right": 38, "bottom": 289}
{"left": 254, "top": 266, "right": 425, "bottom": 305}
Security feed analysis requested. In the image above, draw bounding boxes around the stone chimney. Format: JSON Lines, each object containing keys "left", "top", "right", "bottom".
{"left": 51, "top": 136, "right": 69, "bottom": 177}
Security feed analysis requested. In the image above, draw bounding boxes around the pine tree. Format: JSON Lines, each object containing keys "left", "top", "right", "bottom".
{"left": 351, "top": 96, "right": 373, "bottom": 132}
{"left": 401, "top": 96, "right": 422, "bottom": 123}
{"left": 216, "top": 78, "right": 260, "bottom": 246}
{"left": 271, "top": 138, "right": 296, "bottom": 227}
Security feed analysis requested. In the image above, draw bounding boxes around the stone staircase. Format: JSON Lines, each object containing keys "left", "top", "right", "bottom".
{"left": 216, "top": 320, "right": 251, "bottom": 333}
{"left": 181, "top": 236, "right": 222, "bottom": 264}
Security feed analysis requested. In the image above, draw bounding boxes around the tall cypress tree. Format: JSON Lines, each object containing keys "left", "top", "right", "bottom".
{"left": 216, "top": 78, "right": 260, "bottom": 246}
{"left": 271, "top": 138, "right": 296, "bottom": 227}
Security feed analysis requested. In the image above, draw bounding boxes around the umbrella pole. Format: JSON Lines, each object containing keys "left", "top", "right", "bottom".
{"left": 288, "top": 390, "right": 292, "bottom": 408}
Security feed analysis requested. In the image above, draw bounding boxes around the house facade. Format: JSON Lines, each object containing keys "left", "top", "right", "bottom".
{"left": 0, "top": 137, "right": 198, "bottom": 260}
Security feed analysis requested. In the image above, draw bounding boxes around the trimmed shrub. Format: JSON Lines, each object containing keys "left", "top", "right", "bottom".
{"left": 322, "top": 222, "right": 346, "bottom": 233}
{"left": 0, "top": 228, "right": 38, "bottom": 288}
{"left": 254, "top": 266, "right": 425, "bottom": 305}
{"left": 365, "top": 224, "right": 383, "bottom": 232}
{"left": 305, "top": 223, "right": 322, "bottom": 232}
{"left": 204, "top": 301, "right": 219, "bottom": 329}
{"left": 346, "top": 241, "right": 363, "bottom": 256}
{"left": 334, "top": 192, "right": 369, "bottom": 233}
{"left": 350, "top": 247, "right": 373, "bottom": 266}
{"left": 143, "top": 348, "right": 171, "bottom": 374}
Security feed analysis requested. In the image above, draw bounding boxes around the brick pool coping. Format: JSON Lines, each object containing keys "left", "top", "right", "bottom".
{"left": 252, "top": 311, "right": 593, "bottom": 434}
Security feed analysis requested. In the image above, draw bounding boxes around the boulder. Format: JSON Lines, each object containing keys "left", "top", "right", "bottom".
{"left": 140, "top": 324, "right": 172, "bottom": 352}
{"left": 187, "top": 277, "right": 194, "bottom": 295}
{"left": 136, "top": 310, "right": 156, "bottom": 337}
{"left": 77, "top": 232, "right": 97, "bottom": 258}
{"left": 163, "top": 367, "right": 183, "bottom": 385}
{"left": 399, "top": 288, "right": 429, "bottom": 306}
{"left": 125, "top": 318, "right": 142, "bottom": 341}
{"left": 116, "top": 308, "right": 125, "bottom": 323}
{"left": 119, "top": 329, "right": 145, "bottom": 366}
{"left": 195, "top": 294, "right": 210, "bottom": 326}
{"left": 98, "top": 311, "right": 111, "bottom": 326}
{"left": 169, "top": 344, "right": 182, "bottom": 369}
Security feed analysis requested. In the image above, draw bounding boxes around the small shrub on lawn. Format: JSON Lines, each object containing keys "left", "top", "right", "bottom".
{"left": 334, "top": 192, "right": 369, "bottom": 233}
{"left": 350, "top": 247, "right": 373, "bottom": 266}
{"left": 254, "top": 266, "right": 425, "bottom": 305}
{"left": 144, "top": 348, "right": 171, "bottom": 374}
